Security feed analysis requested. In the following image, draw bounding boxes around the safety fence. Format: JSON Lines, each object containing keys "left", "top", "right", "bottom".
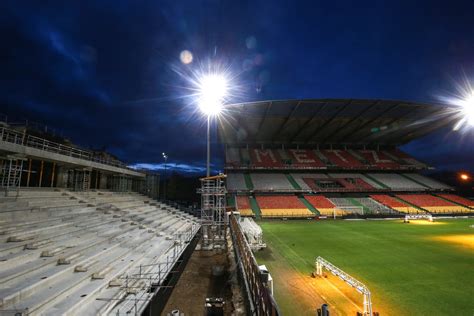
{"left": 229, "top": 215, "right": 279, "bottom": 316}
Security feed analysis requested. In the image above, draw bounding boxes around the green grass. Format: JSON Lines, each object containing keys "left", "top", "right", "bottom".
{"left": 255, "top": 219, "right": 474, "bottom": 316}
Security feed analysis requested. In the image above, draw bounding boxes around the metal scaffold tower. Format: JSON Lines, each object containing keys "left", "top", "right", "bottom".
{"left": 0, "top": 155, "right": 26, "bottom": 196}
{"left": 67, "top": 168, "right": 92, "bottom": 191}
{"left": 198, "top": 174, "right": 226, "bottom": 248}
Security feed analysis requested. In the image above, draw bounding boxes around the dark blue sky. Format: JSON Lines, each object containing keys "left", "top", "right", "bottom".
{"left": 1, "top": 0, "right": 473, "bottom": 173}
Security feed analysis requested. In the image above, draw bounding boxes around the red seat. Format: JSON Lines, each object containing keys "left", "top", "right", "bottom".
{"left": 396, "top": 194, "right": 455, "bottom": 207}
{"left": 438, "top": 194, "right": 474, "bottom": 208}
{"left": 304, "top": 195, "right": 336, "bottom": 208}
{"left": 370, "top": 194, "right": 408, "bottom": 208}
{"left": 256, "top": 195, "right": 305, "bottom": 209}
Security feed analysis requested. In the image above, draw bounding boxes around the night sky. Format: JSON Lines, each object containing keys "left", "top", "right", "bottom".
{"left": 1, "top": 0, "right": 473, "bottom": 174}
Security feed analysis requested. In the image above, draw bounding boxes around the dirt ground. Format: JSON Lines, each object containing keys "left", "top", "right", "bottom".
{"left": 161, "top": 248, "right": 234, "bottom": 316}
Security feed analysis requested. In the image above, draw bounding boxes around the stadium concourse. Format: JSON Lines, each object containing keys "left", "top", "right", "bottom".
{"left": 219, "top": 99, "right": 474, "bottom": 219}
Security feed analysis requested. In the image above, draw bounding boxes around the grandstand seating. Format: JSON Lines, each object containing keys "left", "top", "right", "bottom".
{"left": 403, "top": 173, "right": 451, "bottom": 190}
{"left": 370, "top": 194, "right": 422, "bottom": 214}
{"left": 304, "top": 195, "right": 348, "bottom": 216}
{"left": 322, "top": 150, "right": 363, "bottom": 168}
{"left": 285, "top": 149, "right": 326, "bottom": 168}
{"left": 250, "top": 173, "right": 293, "bottom": 191}
{"left": 248, "top": 149, "right": 283, "bottom": 168}
{"left": 437, "top": 194, "right": 474, "bottom": 208}
{"left": 388, "top": 149, "right": 427, "bottom": 168}
{"left": 227, "top": 173, "right": 248, "bottom": 191}
{"left": 224, "top": 148, "right": 427, "bottom": 170}
{"left": 358, "top": 150, "right": 400, "bottom": 169}
{"left": 353, "top": 197, "right": 396, "bottom": 214}
{"left": 236, "top": 195, "right": 254, "bottom": 216}
{"left": 328, "top": 197, "right": 364, "bottom": 214}
{"left": 327, "top": 173, "right": 383, "bottom": 189}
{"left": 0, "top": 189, "right": 199, "bottom": 315}
{"left": 396, "top": 194, "right": 470, "bottom": 213}
{"left": 290, "top": 173, "right": 328, "bottom": 190}
{"left": 367, "top": 173, "right": 427, "bottom": 190}
{"left": 255, "top": 195, "right": 313, "bottom": 217}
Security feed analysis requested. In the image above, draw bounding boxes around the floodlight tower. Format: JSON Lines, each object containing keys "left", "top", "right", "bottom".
{"left": 162, "top": 152, "right": 168, "bottom": 200}
{"left": 197, "top": 74, "right": 228, "bottom": 176}
{"left": 196, "top": 73, "right": 228, "bottom": 249}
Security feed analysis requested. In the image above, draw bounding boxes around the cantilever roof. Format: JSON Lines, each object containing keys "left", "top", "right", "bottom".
{"left": 217, "top": 99, "right": 458, "bottom": 146}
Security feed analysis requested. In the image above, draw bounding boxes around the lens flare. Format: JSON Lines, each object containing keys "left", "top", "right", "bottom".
{"left": 438, "top": 78, "right": 474, "bottom": 131}
{"left": 197, "top": 74, "right": 228, "bottom": 116}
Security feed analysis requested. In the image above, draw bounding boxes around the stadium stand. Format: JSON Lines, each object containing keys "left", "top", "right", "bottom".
{"left": 328, "top": 197, "right": 364, "bottom": 214}
{"left": 437, "top": 194, "right": 474, "bottom": 208}
{"left": 248, "top": 149, "right": 283, "bottom": 168}
{"left": 370, "top": 194, "right": 422, "bottom": 214}
{"left": 367, "top": 173, "right": 427, "bottom": 190}
{"left": 396, "top": 194, "right": 470, "bottom": 213}
{"left": 357, "top": 150, "right": 400, "bottom": 169}
{"left": 0, "top": 189, "right": 199, "bottom": 315}
{"left": 388, "top": 149, "right": 427, "bottom": 168}
{"left": 227, "top": 173, "right": 248, "bottom": 191}
{"left": 322, "top": 150, "right": 363, "bottom": 168}
{"left": 327, "top": 173, "right": 383, "bottom": 189}
{"left": 284, "top": 149, "right": 326, "bottom": 168}
{"left": 352, "top": 197, "right": 396, "bottom": 215}
{"left": 304, "top": 195, "right": 348, "bottom": 216}
{"left": 402, "top": 173, "right": 451, "bottom": 190}
{"left": 290, "top": 173, "right": 328, "bottom": 191}
{"left": 250, "top": 173, "right": 293, "bottom": 191}
{"left": 220, "top": 99, "right": 471, "bottom": 218}
{"left": 236, "top": 195, "right": 254, "bottom": 216}
{"left": 255, "top": 195, "right": 313, "bottom": 217}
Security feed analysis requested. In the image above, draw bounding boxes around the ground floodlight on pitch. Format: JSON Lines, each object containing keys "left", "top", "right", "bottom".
{"left": 404, "top": 214, "right": 433, "bottom": 223}
{"left": 315, "top": 256, "right": 373, "bottom": 316}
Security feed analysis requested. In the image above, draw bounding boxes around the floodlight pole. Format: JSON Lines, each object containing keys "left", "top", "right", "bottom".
{"left": 206, "top": 115, "right": 211, "bottom": 177}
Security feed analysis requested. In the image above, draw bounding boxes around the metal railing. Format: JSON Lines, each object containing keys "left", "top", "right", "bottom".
{"left": 0, "top": 126, "right": 137, "bottom": 171}
{"left": 230, "top": 214, "right": 279, "bottom": 316}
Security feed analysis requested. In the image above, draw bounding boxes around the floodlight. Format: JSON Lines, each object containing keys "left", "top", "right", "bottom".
{"left": 197, "top": 74, "right": 228, "bottom": 116}
{"left": 461, "top": 93, "right": 474, "bottom": 126}
{"left": 460, "top": 173, "right": 470, "bottom": 181}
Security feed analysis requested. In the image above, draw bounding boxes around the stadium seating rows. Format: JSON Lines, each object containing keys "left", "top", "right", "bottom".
{"left": 250, "top": 173, "right": 293, "bottom": 191}
{"left": 396, "top": 194, "right": 471, "bottom": 213}
{"left": 234, "top": 193, "right": 473, "bottom": 218}
{"left": 227, "top": 172, "right": 445, "bottom": 192}
{"left": 369, "top": 194, "right": 423, "bottom": 214}
{"left": 303, "top": 195, "right": 349, "bottom": 216}
{"left": 0, "top": 189, "right": 199, "bottom": 315}
{"left": 367, "top": 173, "right": 427, "bottom": 190}
{"left": 225, "top": 148, "right": 427, "bottom": 170}
{"left": 236, "top": 195, "right": 254, "bottom": 216}
{"left": 437, "top": 194, "right": 474, "bottom": 208}
{"left": 255, "top": 195, "right": 314, "bottom": 218}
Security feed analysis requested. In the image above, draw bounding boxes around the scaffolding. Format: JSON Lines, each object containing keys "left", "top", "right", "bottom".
{"left": 67, "top": 168, "right": 92, "bottom": 191}
{"left": 198, "top": 174, "right": 226, "bottom": 246}
{"left": 0, "top": 155, "right": 26, "bottom": 196}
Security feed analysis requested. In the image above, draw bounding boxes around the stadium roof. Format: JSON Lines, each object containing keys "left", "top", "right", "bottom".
{"left": 217, "top": 99, "right": 458, "bottom": 146}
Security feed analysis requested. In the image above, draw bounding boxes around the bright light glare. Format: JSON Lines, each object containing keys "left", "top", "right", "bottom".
{"left": 197, "top": 74, "right": 228, "bottom": 116}
{"left": 461, "top": 93, "right": 474, "bottom": 126}
{"left": 460, "top": 173, "right": 469, "bottom": 181}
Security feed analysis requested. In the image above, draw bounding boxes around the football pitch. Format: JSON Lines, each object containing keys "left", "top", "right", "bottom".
{"left": 254, "top": 218, "right": 474, "bottom": 316}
